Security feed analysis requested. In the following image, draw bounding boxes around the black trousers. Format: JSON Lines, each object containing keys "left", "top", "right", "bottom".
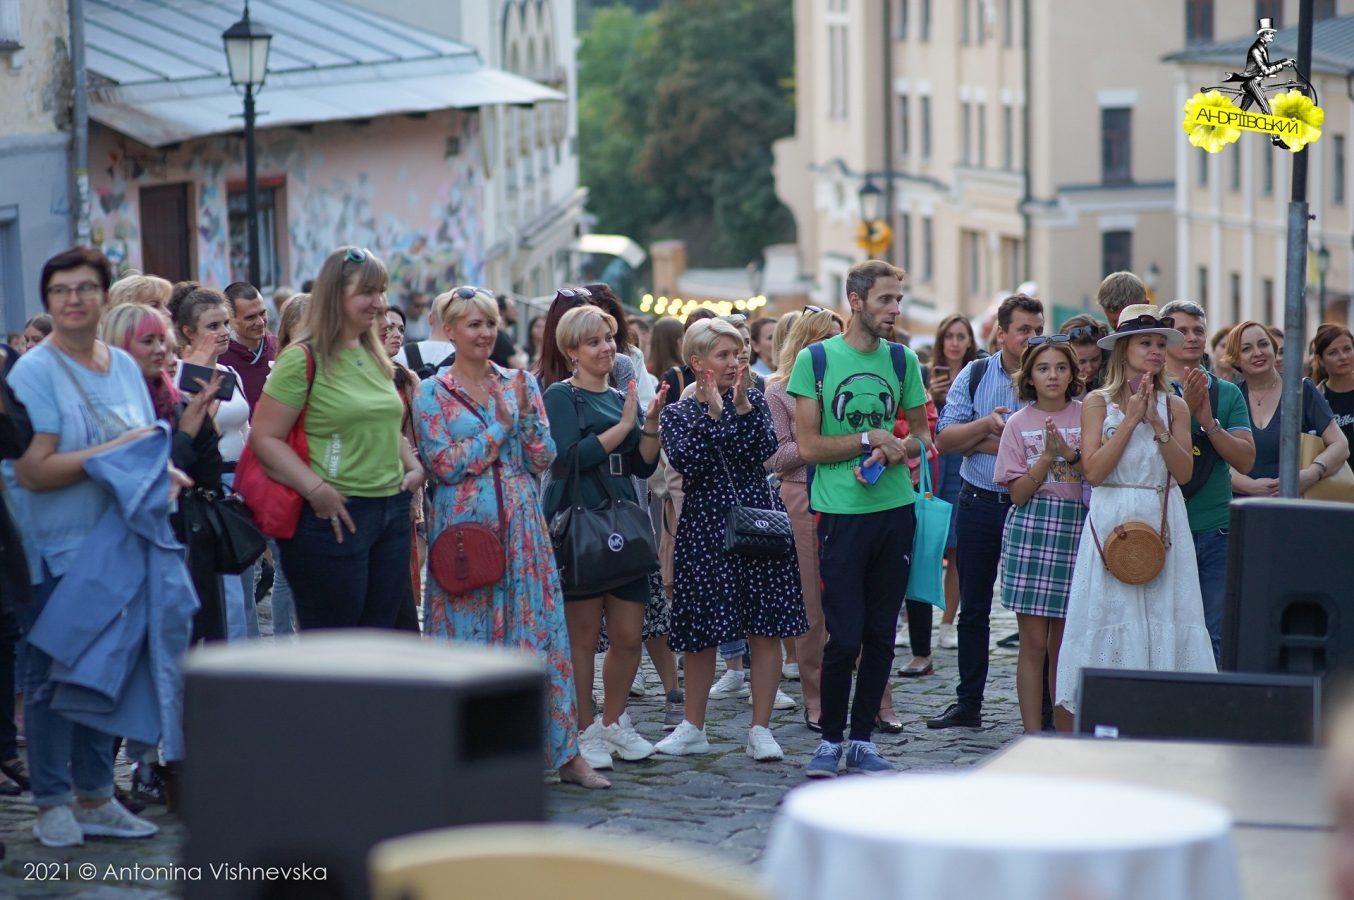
{"left": 818, "top": 504, "right": 916, "bottom": 743}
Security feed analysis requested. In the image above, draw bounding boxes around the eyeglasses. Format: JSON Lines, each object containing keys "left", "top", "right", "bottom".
{"left": 343, "top": 247, "right": 373, "bottom": 265}
{"left": 1063, "top": 324, "right": 1107, "bottom": 342}
{"left": 557, "top": 287, "right": 592, "bottom": 299}
{"left": 46, "top": 282, "right": 102, "bottom": 300}
{"left": 804, "top": 304, "right": 827, "bottom": 314}
{"left": 1027, "top": 334, "right": 1071, "bottom": 347}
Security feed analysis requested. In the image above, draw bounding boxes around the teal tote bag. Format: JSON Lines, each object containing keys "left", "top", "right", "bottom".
{"left": 905, "top": 454, "right": 953, "bottom": 608}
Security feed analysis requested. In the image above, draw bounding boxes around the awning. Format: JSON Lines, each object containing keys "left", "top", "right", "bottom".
{"left": 569, "top": 234, "right": 647, "bottom": 269}
{"left": 90, "top": 65, "right": 564, "bottom": 148}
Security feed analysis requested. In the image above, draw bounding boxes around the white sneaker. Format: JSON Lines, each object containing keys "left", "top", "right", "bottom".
{"left": 939, "top": 623, "right": 959, "bottom": 649}
{"left": 70, "top": 798, "right": 158, "bottom": 839}
{"left": 746, "top": 725, "right": 784, "bottom": 761}
{"left": 655, "top": 720, "right": 711, "bottom": 755}
{"left": 709, "top": 668, "right": 750, "bottom": 697}
{"left": 601, "top": 714, "right": 655, "bottom": 761}
{"left": 782, "top": 662, "right": 801, "bottom": 681}
{"left": 895, "top": 626, "right": 909, "bottom": 648}
{"left": 749, "top": 688, "right": 799, "bottom": 710}
{"left": 578, "top": 720, "right": 614, "bottom": 770}
{"left": 630, "top": 669, "right": 647, "bottom": 698}
{"left": 33, "top": 805, "right": 83, "bottom": 848}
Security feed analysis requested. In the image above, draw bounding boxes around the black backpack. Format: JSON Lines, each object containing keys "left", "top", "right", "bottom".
{"left": 1174, "top": 375, "right": 1223, "bottom": 500}
{"left": 405, "top": 343, "right": 456, "bottom": 380}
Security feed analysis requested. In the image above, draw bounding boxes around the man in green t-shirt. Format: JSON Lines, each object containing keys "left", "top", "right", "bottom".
{"left": 788, "top": 260, "right": 930, "bottom": 778}
{"left": 1161, "top": 300, "right": 1256, "bottom": 663}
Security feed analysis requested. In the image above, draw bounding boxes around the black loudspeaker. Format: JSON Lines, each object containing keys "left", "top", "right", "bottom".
{"left": 181, "top": 631, "right": 546, "bottom": 900}
{"left": 1075, "top": 668, "right": 1321, "bottom": 745}
{"left": 1223, "top": 498, "right": 1354, "bottom": 686}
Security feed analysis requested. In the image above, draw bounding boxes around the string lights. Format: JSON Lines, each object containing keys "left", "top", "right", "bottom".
{"left": 638, "top": 293, "right": 771, "bottom": 322}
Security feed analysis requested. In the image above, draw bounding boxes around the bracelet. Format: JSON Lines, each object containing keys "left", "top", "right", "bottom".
{"left": 305, "top": 481, "right": 326, "bottom": 498}
{"left": 1024, "top": 472, "right": 1042, "bottom": 486}
{"left": 641, "top": 429, "right": 660, "bottom": 438}
{"left": 1068, "top": 449, "right": 1082, "bottom": 466}
{"left": 1313, "top": 459, "right": 1329, "bottom": 476}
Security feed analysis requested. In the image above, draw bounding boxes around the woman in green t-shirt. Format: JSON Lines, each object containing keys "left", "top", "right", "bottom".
{"left": 250, "top": 247, "right": 426, "bottom": 630}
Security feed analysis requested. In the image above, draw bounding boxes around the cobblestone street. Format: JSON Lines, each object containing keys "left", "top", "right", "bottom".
{"left": 0, "top": 608, "right": 1023, "bottom": 896}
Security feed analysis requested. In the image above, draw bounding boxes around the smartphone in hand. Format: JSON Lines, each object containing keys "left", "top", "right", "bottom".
{"left": 859, "top": 453, "right": 886, "bottom": 486}
{"left": 178, "top": 362, "right": 236, "bottom": 401}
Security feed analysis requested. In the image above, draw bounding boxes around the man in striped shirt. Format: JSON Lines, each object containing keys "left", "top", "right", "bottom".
{"left": 926, "top": 294, "right": 1044, "bottom": 729}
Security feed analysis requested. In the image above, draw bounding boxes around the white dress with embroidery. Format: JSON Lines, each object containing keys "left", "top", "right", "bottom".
{"left": 1055, "top": 391, "right": 1216, "bottom": 713}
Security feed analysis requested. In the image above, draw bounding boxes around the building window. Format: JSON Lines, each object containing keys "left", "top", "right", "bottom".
{"left": 1102, "top": 231, "right": 1132, "bottom": 278}
{"left": 895, "top": 0, "right": 908, "bottom": 38}
{"left": 961, "top": 102, "right": 972, "bottom": 164}
{"left": 922, "top": 215, "right": 934, "bottom": 281}
{"left": 1335, "top": 135, "right": 1346, "bottom": 205}
{"left": 1101, "top": 107, "right": 1132, "bottom": 184}
{"left": 920, "top": 0, "right": 930, "bottom": 41}
{"left": 898, "top": 94, "right": 910, "bottom": 158}
{"left": 1316, "top": 0, "right": 1336, "bottom": 21}
{"left": 827, "top": 25, "right": 849, "bottom": 119}
{"left": 1262, "top": 145, "right": 1274, "bottom": 195}
{"left": 228, "top": 185, "right": 283, "bottom": 290}
{"left": 1198, "top": 265, "right": 1209, "bottom": 308}
{"left": 1002, "top": 104, "right": 1014, "bottom": 170}
{"left": 976, "top": 0, "right": 986, "bottom": 45}
{"left": 1230, "top": 142, "right": 1241, "bottom": 192}
{"left": 1186, "top": 0, "right": 1213, "bottom": 46}
{"left": 921, "top": 96, "right": 932, "bottom": 160}
{"left": 1255, "top": 0, "right": 1281, "bottom": 29}
{"left": 900, "top": 213, "right": 912, "bottom": 272}
{"left": 977, "top": 103, "right": 987, "bottom": 168}
{"left": 1262, "top": 278, "right": 1274, "bottom": 324}
{"left": 1197, "top": 151, "right": 1209, "bottom": 188}
{"left": 0, "top": 0, "right": 20, "bottom": 49}
{"left": 1231, "top": 272, "right": 1243, "bottom": 324}
{"left": 1003, "top": 0, "right": 1016, "bottom": 47}
{"left": 962, "top": 0, "right": 970, "bottom": 44}
{"left": 965, "top": 231, "right": 981, "bottom": 296}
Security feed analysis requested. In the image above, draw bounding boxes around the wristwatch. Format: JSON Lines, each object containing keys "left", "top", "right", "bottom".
{"left": 1203, "top": 420, "right": 1223, "bottom": 436}
{"left": 1156, "top": 431, "right": 1171, "bottom": 444}
{"left": 860, "top": 432, "right": 872, "bottom": 451}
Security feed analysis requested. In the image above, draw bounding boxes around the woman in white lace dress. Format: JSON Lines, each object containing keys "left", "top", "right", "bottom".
{"left": 1055, "top": 305, "right": 1216, "bottom": 719}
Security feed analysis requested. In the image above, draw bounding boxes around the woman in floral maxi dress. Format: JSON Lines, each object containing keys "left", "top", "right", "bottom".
{"left": 414, "top": 286, "right": 608, "bottom": 789}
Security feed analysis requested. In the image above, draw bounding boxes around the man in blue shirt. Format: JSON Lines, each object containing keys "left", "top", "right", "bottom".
{"left": 926, "top": 294, "right": 1043, "bottom": 729}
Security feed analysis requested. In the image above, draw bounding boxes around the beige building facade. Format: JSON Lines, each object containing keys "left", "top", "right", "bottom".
{"left": 775, "top": 0, "right": 1202, "bottom": 335}
{"left": 1171, "top": 7, "right": 1354, "bottom": 331}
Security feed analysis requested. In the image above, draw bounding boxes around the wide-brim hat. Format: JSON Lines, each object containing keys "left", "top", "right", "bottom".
{"left": 1098, "top": 304, "right": 1184, "bottom": 350}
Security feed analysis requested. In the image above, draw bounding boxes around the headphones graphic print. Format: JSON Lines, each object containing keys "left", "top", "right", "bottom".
{"left": 831, "top": 373, "right": 897, "bottom": 429}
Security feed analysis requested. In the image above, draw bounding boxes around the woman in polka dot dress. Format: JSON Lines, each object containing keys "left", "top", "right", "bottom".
{"left": 655, "top": 319, "right": 807, "bottom": 762}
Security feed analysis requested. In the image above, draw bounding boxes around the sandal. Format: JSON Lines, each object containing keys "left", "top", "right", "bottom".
{"left": 898, "top": 662, "right": 935, "bottom": 678}
{"left": 874, "top": 716, "right": 906, "bottom": 734}
{"left": 1, "top": 757, "right": 28, "bottom": 791}
{"left": 804, "top": 708, "right": 822, "bottom": 733}
{"left": 559, "top": 766, "right": 611, "bottom": 791}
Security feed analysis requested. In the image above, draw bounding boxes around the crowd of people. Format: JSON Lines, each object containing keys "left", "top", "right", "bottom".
{"left": 0, "top": 245, "right": 1349, "bottom": 843}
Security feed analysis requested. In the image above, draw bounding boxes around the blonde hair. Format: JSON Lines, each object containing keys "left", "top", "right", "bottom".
{"left": 307, "top": 247, "right": 393, "bottom": 377}
{"left": 772, "top": 310, "right": 838, "bottom": 384}
{"left": 1101, "top": 334, "right": 1171, "bottom": 401}
{"left": 682, "top": 318, "right": 743, "bottom": 366}
{"left": 100, "top": 302, "right": 169, "bottom": 348}
{"left": 277, "top": 293, "right": 310, "bottom": 351}
{"left": 555, "top": 305, "right": 616, "bottom": 358}
{"left": 439, "top": 288, "right": 498, "bottom": 331}
{"left": 108, "top": 274, "right": 173, "bottom": 310}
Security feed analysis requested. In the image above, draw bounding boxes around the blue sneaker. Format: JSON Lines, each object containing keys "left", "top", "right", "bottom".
{"left": 845, "top": 740, "right": 895, "bottom": 775}
{"left": 805, "top": 740, "right": 844, "bottom": 779}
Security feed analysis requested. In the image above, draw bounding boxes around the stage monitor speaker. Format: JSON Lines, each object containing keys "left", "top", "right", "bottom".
{"left": 1223, "top": 497, "right": 1354, "bottom": 687}
{"left": 181, "top": 631, "right": 546, "bottom": 900}
{"left": 1075, "top": 667, "right": 1320, "bottom": 745}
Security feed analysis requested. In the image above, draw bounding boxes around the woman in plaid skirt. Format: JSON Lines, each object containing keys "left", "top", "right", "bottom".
{"left": 994, "top": 339, "right": 1086, "bottom": 733}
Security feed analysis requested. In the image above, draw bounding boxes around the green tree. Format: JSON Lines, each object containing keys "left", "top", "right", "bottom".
{"left": 578, "top": 0, "right": 795, "bottom": 268}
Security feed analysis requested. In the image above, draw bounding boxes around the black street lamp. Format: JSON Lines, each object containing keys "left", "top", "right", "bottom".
{"left": 1317, "top": 243, "right": 1330, "bottom": 324}
{"left": 222, "top": 3, "right": 272, "bottom": 288}
{"left": 857, "top": 178, "right": 883, "bottom": 224}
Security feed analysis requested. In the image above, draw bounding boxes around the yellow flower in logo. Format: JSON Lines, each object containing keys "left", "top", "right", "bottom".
{"left": 1270, "top": 90, "right": 1324, "bottom": 153}
{"left": 1182, "top": 91, "right": 1241, "bottom": 154}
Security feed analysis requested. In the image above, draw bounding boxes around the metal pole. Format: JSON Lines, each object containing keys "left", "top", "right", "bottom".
{"left": 1320, "top": 270, "right": 1327, "bottom": 324}
{"left": 244, "top": 83, "right": 261, "bottom": 288}
{"left": 1279, "top": 0, "right": 1315, "bottom": 499}
{"left": 881, "top": 0, "right": 895, "bottom": 264}
{"left": 69, "top": 0, "right": 91, "bottom": 247}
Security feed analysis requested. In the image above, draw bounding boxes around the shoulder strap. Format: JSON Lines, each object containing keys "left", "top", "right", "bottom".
{"left": 439, "top": 382, "right": 507, "bottom": 536}
{"left": 666, "top": 366, "right": 686, "bottom": 396}
{"left": 405, "top": 342, "right": 424, "bottom": 372}
{"left": 49, "top": 344, "right": 132, "bottom": 439}
{"left": 809, "top": 342, "right": 828, "bottom": 417}
{"left": 968, "top": 356, "right": 990, "bottom": 403}
{"left": 887, "top": 341, "right": 909, "bottom": 408}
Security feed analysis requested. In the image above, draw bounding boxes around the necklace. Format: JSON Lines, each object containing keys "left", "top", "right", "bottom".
{"left": 1250, "top": 378, "right": 1281, "bottom": 405}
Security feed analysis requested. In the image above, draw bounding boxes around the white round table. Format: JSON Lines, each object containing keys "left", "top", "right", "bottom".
{"left": 762, "top": 772, "right": 1241, "bottom": 900}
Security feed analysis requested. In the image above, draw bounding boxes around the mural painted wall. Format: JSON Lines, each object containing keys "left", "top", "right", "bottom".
{"left": 89, "top": 109, "right": 486, "bottom": 300}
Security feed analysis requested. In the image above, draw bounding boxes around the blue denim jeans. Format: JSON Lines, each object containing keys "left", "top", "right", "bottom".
{"left": 221, "top": 472, "right": 261, "bottom": 641}
{"left": 1193, "top": 528, "right": 1229, "bottom": 665}
{"left": 718, "top": 640, "right": 747, "bottom": 662}
{"left": 17, "top": 569, "right": 117, "bottom": 807}
{"left": 257, "top": 537, "right": 296, "bottom": 637}
{"left": 278, "top": 492, "right": 413, "bottom": 630}
{"left": 954, "top": 488, "right": 1010, "bottom": 711}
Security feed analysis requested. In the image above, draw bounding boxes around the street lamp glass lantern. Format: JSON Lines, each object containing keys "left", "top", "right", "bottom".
{"left": 222, "top": 8, "right": 272, "bottom": 88}
{"left": 858, "top": 179, "right": 883, "bottom": 223}
{"left": 1317, "top": 244, "right": 1331, "bottom": 277}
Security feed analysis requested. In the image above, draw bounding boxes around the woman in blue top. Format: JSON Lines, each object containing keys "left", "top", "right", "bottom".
{"left": 6, "top": 247, "right": 163, "bottom": 848}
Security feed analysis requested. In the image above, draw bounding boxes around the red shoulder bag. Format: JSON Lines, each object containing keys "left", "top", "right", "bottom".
{"left": 234, "top": 344, "right": 317, "bottom": 540}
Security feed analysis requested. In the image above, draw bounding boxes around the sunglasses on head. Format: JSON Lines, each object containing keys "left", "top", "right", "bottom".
{"left": 720, "top": 314, "right": 748, "bottom": 324}
{"left": 343, "top": 247, "right": 373, "bottom": 265}
{"left": 1117, "top": 313, "right": 1175, "bottom": 332}
{"left": 452, "top": 286, "right": 492, "bottom": 301}
{"left": 1027, "top": 334, "right": 1071, "bottom": 347}
{"left": 804, "top": 304, "right": 827, "bottom": 314}
{"left": 1063, "top": 324, "right": 1106, "bottom": 342}
{"left": 557, "top": 287, "right": 592, "bottom": 299}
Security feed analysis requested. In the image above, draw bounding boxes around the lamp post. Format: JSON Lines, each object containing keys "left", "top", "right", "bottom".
{"left": 1145, "top": 262, "right": 1161, "bottom": 304}
{"left": 1317, "top": 244, "right": 1330, "bottom": 324}
{"left": 222, "top": 3, "right": 272, "bottom": 288}
{"left": 855, "top": 179, "right": 892, "bottom": 259}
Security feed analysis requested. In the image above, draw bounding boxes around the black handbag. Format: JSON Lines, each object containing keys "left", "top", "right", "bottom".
{"left": 719, "top": 449, "right": 794, "bottom": 558}
{"left": 549, "top": 388, "right": 659, "bottom": 599}
{"left": 182, "top": 489, "right": 267, "bottom": 575}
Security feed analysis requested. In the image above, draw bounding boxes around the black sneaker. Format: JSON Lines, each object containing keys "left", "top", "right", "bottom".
{"left": 925, "top": 703, "right": 982, "bottom": 729}
{"left": 130, "top": 762, "right": 166, "bottom": 806}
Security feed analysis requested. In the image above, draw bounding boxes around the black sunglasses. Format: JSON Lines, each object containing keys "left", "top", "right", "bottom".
{"left": 452, "top": 286, "right": 492, "bottom": 300}
{"left": 804, "top": 304, "right": 827, "bottom": 314}
{"left": 1117, "top": 313, "right": 1175, "bottom": 333}
{"left": 1027, "top": 334, "right": 1071, "bottom": 347}
{"left": 1063, "top": 324, "right": 1106, "bottom": 342}
{"left": 557, "top": 287, "right": 593, "bottom": 299}
{"left": 343, "top": 247, "right": 372, "bottom": 265}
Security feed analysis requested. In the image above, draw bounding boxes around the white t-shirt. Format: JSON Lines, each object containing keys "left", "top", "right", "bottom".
{"left": 213, "top": 363, "right": 251, "bottom": 462}
{"left": 395, "top": 339, "right": 456, "bottom": 370}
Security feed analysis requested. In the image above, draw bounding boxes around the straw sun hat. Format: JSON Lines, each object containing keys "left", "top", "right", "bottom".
{"left": 1097, "top": 304, "right": 1185, "bottom": 350}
